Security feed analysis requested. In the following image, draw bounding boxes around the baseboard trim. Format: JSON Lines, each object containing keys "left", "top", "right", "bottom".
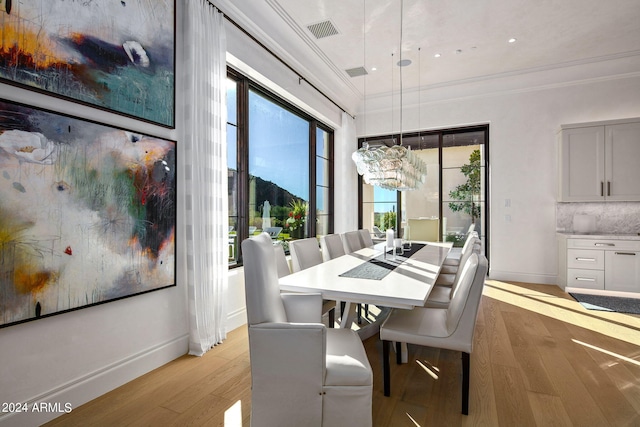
{"left": 0, "top": 334, "right": 189, "bottom": 427}
{"left": 226, "top": 307, "right": 247, "bottom": 332}
{"left": 488, "top": 269, "right": 558, "bottom": 286}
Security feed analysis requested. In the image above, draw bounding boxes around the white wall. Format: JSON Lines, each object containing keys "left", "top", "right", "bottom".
{"left": 356, "top": 57, "right": 640, "bottom": 284}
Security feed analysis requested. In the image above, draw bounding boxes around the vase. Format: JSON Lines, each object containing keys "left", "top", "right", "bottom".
{"left": 291, "top": 227, "right": 304, "bottom": 240}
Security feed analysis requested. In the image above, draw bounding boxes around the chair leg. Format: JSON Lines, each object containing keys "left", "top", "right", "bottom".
{"left": 328, "top": 308, "right": 335, "bottom": 328}
{"left": 462, "top": 352, "right": 470, "bottom": 415}
{"left": 383, "top": 340, "right": 391, "bottom": 396}
{"left": 357, "top": 303, "right": 362, "bottom": 324}
{"left": 395, "top": 341, "right": 402, "bottom": 365}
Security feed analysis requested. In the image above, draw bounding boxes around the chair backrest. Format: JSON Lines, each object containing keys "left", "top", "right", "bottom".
{"left": 460, "top": 231, "right": 478, "bottom": 256}
{"left": 289, "top": 238, "right": 323, "bottom": 272}
{"left": 320, "top": 234, "right": 346, "bottom": 262}
{"left": 466, "top": 222, "right": 476, "bottom": 236}
{"left": 342, "top": 231, "right": 364, "bottom": 253}
{"left": 264, "top": 227, "right": 282, "bottom": 238}
{"left": 274, "top": 244, "right": 291, "bottom": 278}
{"left": 358, "top": 229, "right": 374, "bottom": 247}
{"left": 446, "top": 234, "right": 479, "bottom": 298}
{"left": 445, "top": 254, "right": 488, "bottom": 353}
{"left": 241, "top": 233, "right": 288, "bottom": 325}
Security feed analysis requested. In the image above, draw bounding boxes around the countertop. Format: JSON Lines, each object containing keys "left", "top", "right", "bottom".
{"left": 557, "top": 232, "right": 640, "bottom": 240}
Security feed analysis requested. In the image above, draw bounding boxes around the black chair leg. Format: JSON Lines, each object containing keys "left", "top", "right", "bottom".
{"left": 395, "top": 341, "right": 402, "bottom": 364}
{"left": 462, "top": 352, "right": 470, "bottom": 415}
{"left": 357, "top": 303, "right": 362, "bottom": 324}
{"left": 383, "top": 340, "right": 391, "bottom": 396}
{"left": 328, "top": 308, "right": 334, "bottom": 328}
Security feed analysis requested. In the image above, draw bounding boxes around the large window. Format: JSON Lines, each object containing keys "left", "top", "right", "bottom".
{"left": 358, "top": 125, "right": 488, "bottom": 255}
{"left": 228, "top": 70, "right": 334, "bottom": 265}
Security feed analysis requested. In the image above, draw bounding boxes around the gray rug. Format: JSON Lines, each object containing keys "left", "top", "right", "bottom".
{"left": 569, "top": 293, "right": 640, "bottom": 315}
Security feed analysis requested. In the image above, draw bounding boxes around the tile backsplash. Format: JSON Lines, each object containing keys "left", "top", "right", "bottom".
{"left": 557, "top": 202, "right": 640, "bottom": 234}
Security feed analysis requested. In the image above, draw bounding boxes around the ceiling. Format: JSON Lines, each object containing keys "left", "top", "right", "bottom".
{"left": 219, "top": 0, "right": 640, "bottom": 116}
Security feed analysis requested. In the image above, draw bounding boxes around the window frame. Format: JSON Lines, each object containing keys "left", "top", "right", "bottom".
{"left": 227, "top": 68, "right": 334, "bottom": 267}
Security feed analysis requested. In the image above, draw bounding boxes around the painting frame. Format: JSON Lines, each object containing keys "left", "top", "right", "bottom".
{"left": 0, "top": 0, "right": 176, "bottom": 128}
{"left": 0, "top": 97, "right": 177, "bottom": 328}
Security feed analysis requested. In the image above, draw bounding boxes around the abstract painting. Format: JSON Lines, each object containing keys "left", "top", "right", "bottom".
{"left": 0, "top": 98, "right": 176, "bottom": 328}
{"left": 0, "top": 0, "right": 175, "bottom": 127}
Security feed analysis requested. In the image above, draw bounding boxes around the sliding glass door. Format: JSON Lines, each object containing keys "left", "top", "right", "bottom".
{"left": 358, "top": 125, "right": 489, "bottom": 254}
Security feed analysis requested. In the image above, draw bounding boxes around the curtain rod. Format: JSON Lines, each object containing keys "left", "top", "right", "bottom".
{"left": 206, "top": 1, "right": 355, "bottom": 120}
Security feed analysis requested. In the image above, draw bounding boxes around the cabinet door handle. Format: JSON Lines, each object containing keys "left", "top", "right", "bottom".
{"left": 607, "top": 181, "right": 611, "bottom": 196}
{"left": 576, "top": 277, "right": 596, "bottom": 282}
{"left": 614, "top": 252, "right": 636, "bottom": 256}
{"left": 576, "top": 257, "right": 596, "bottom": 262}
{"left": 594, "top": 243, "right": 615, "bottom": 247}
{"left": 600, "top": 181, "right": 604, "bottom": 196}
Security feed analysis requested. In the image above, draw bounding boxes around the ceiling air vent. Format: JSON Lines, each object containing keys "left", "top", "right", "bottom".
{"left": 307, "top": 20, "right": 339, "bottom": 39}
{"left": 345, "top": 66, "right": 368, "bottom": 78}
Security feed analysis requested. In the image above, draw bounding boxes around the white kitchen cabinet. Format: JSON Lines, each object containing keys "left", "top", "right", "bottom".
{"left": 605, "top": 250, "right": 640, "bottom": 292}
{"left": 558, "top": 235, "right": 640, "bottom": 296}
{"left": 605, "top": 122, "right": 640, "bottom": 201}
{"left": 558, "top": 119, "right": 640, "bottom": 202}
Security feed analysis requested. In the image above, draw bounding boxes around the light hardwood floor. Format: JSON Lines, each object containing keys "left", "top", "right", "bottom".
{"left": 44, "top": 281, "right": 640, "bottom": 427}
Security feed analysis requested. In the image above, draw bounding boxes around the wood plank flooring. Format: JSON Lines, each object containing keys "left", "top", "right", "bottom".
{"left": 44, "top": 280, "right": 640, "bottom": 427}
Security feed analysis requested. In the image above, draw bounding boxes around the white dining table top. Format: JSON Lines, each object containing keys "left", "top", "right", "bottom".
{"left": 279, "top": 241, "right": 453, "bottom": 309}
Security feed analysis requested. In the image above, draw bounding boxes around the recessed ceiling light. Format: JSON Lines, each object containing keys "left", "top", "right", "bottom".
{"left": 508, "top": 38, "right": 517, "bottom": 43}
{"left": 455, "top": 49, "right": 462, "bottom": 54}
{"left": 371, "top": 67, "right": 377, "bottom": 71}
{"left": 434, "top": 53, "right": 441, "bottom": 58}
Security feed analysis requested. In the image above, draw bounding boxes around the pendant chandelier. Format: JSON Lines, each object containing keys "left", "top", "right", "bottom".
{"left": 352, "top": 0, "right": 427, "bottom": 191}
{"left": 352, "top": 142, "right": 426, "bottom": 191}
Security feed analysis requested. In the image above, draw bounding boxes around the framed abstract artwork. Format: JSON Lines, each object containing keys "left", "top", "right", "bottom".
{"left": 0, "top": 0, "right": 175, "bottom": 128}
{"left": 0, "top": 98, "right": 176, "bottom": 328}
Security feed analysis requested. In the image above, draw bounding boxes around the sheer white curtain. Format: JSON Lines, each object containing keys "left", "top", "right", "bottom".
{"left": 183, "top": 0, "right": 228, "bottom": 356}
{"left": 334, "top": 112, "right": 359, "bottom": 233}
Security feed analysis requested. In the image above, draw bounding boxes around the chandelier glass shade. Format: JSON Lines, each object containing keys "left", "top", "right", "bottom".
{"left": 352, "top": 142, "right": 427, "bottom": 191}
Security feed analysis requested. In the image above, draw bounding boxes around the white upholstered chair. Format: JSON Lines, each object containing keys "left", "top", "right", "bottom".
{"left": 358, "top": 229, "right": 374, "bottom": 247}
{"left": 341, "top": 231, "right": 371, "bottom": 322}
{"left": 424, "top": 234, "right": 478, "bottom": 308}
{"left": 289, "top": 237, "right": 323, "bottom": 272}
{"left": 380, "top": 253, "right": 488, "bottom": 415}
{"left": 436, "top": 231, "right": 480, "bottom": 286}
{"left": 242, "top": 233, "right": 372, "bottom": 426}
{"left": 342, "top": 230, "right": 364, "bottom": 253}
{"left": 274, "top": 244, "right": 291, "bottom": 278}
{"left": 320, "top": 234, "right": 346, "bottom": 262}
{"left": 288, "top": 237, "right": 336, "bottom": 327}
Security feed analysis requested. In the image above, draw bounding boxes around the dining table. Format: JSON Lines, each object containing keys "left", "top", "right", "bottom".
{"left": 279, "top": 240, "right": 453, "bottom": 359}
